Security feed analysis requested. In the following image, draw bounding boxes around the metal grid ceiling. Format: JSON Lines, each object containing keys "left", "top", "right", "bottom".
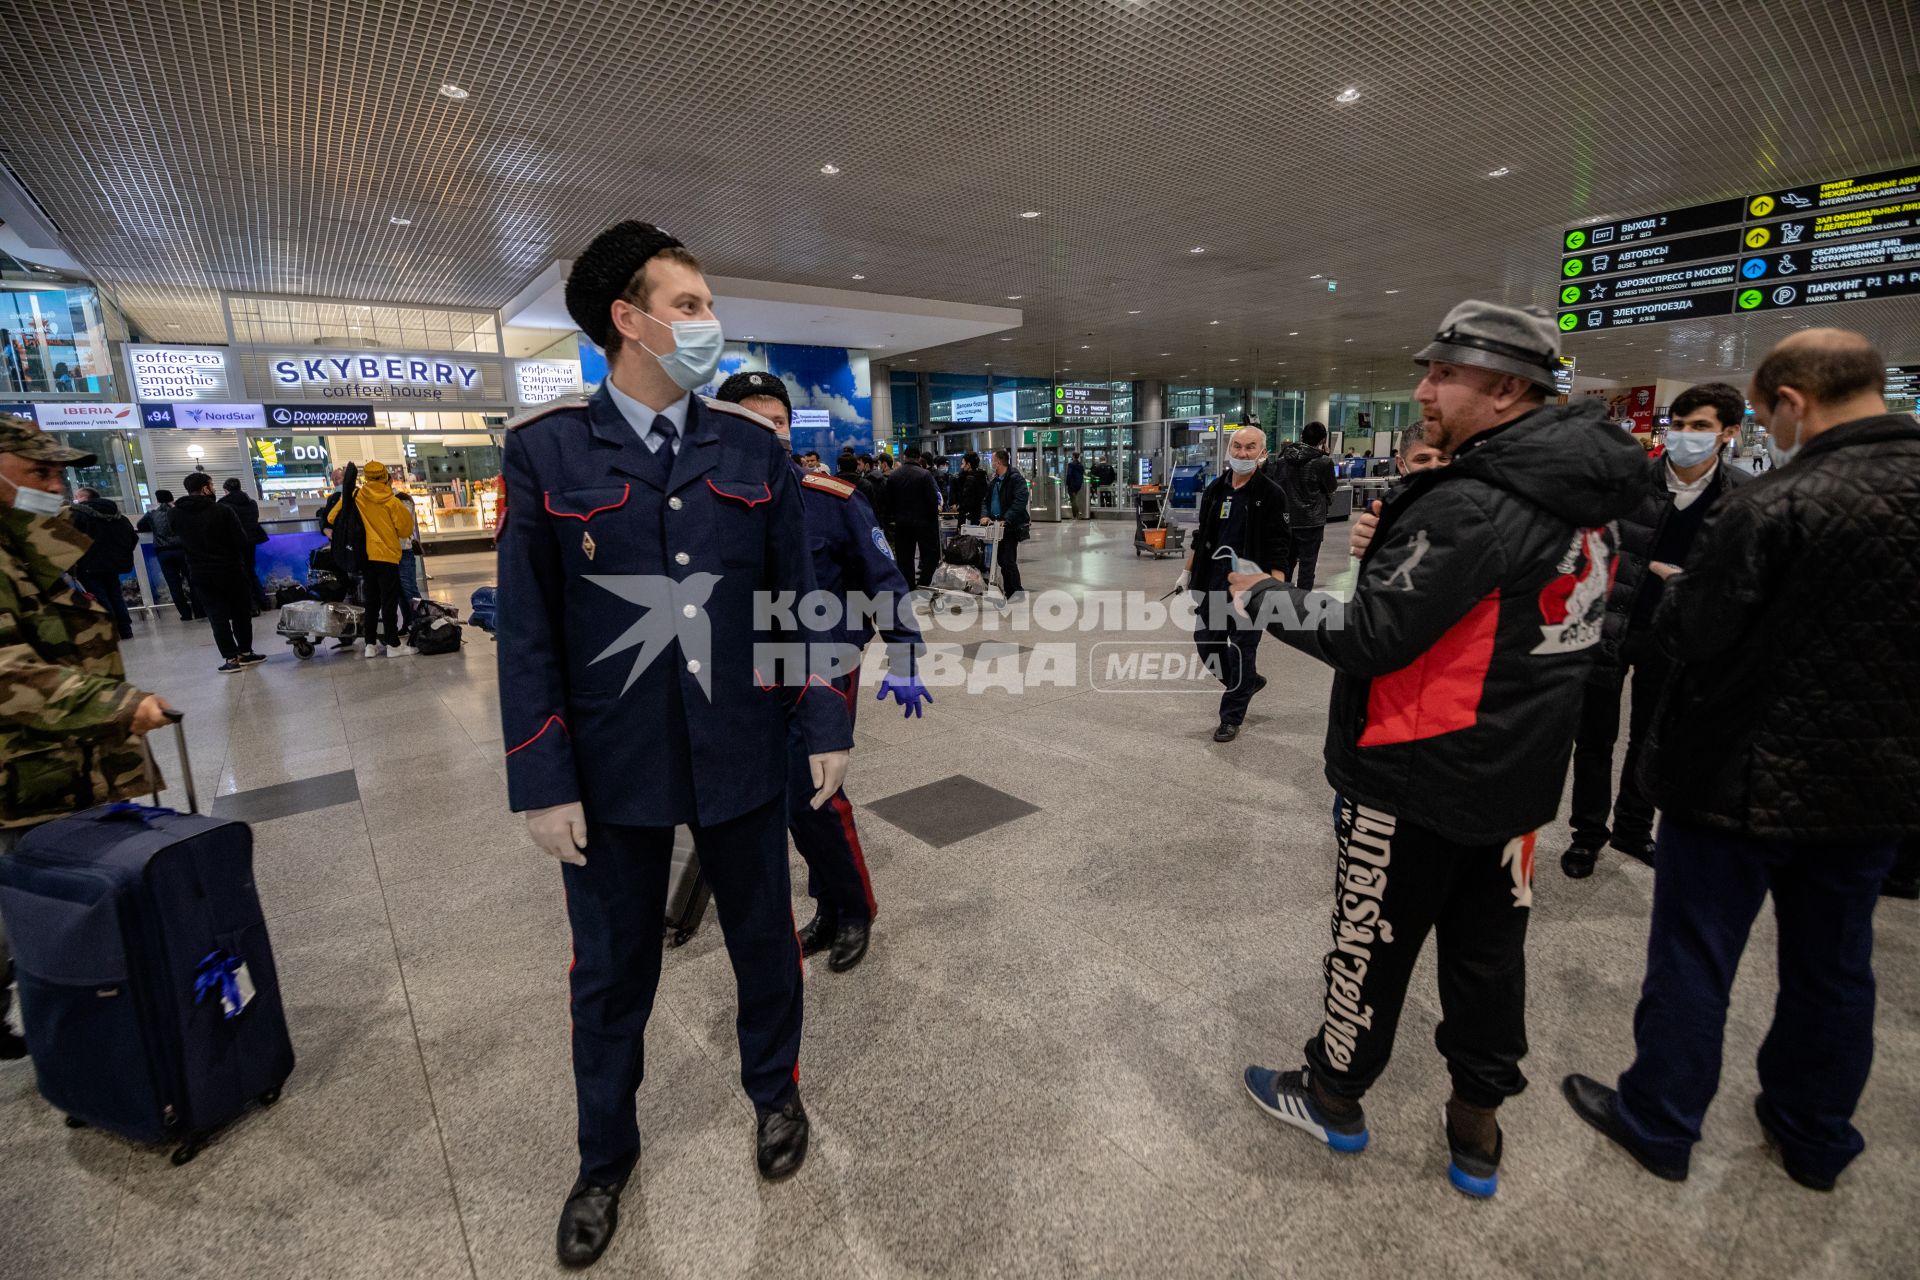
{"left": 1, "top": 0, "right": 1914, "bottom": 391}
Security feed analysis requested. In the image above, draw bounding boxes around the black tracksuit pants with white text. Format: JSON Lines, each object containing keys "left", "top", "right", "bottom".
{"left": 1306, "top": 797, "right": 1535, "bottom": 1109}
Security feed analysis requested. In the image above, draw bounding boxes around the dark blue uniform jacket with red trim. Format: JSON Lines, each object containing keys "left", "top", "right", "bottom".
{"left": 796, "top": 469, "right": 923, "bottom": 675}
{"left": 1246, "top": 399, "right": 1647, "bottom": 844}
{"left": 496, "top": 387, "right": 853, "bottom": 828}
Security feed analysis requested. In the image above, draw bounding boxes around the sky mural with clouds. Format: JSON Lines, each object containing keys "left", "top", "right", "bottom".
{"left": 579, "top": 336, "right": 874, "bottom": 457}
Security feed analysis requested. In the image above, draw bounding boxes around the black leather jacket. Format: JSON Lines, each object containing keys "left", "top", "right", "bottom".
{"left": 1592, "top": 453, "right": 1748, "bottom": 678}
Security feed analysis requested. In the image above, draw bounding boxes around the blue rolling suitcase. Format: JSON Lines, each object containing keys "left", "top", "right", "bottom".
{"left": 0, "top": 714, "right": 294, "bottom": 1164}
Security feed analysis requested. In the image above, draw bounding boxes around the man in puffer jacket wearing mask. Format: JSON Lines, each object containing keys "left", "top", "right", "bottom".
{"left": 329, "top": 460, "right": 417, "bottom": 658}
{"left": 1232, "top": 301, "right": 1645, "bottom": 1201}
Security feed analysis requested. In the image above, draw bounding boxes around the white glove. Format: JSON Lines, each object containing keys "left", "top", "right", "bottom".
{"left": 527, "top": 802, "right": 588, "bottom": 866}
{"left": 808, "top": 751, "right": 851, "bottom": 809}
{"left": 1349, "top": 501, "right": 1383, "bottom": 560}
{"left": 1174, "top": 568, "right": 1191, "bottom": 591}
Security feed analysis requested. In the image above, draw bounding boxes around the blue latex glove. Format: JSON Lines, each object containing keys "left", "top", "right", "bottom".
{"left": 877, "top": 671, "right": 933, "bottom": 718}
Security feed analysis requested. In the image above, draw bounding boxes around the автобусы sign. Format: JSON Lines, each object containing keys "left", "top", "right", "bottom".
{"left": 271, "top": 354, "right": 483, "bottom": 400}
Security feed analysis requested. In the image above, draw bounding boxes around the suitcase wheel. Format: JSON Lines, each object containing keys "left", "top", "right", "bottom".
{"left": 670, "top": 928, "right": 694, "bottom": 948}
{"left": 291, "top": 640, "right": 315, "bottom": 659}
{"left": 259, "top": 1088, "right": 282, "bottom": 1106}
{"left": 64, "top": 1115, "right": 86, "bottom": 1129}
{"left": 170, "top": 1137, "right": 204, "bottom": 1166}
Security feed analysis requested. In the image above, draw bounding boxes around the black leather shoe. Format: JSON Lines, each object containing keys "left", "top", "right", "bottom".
{"left": 0, "top": 1027, "right": 26, "bottom": 1061}
{"left": 796, "top": 911, "right": 837, "bottom": 956}
{"left": 555, "top": 1178, "right": 623, "bottom": 1268}
{"left": 828, "top": 920, "right": 870, "bottom": 973}
{"left": 1755, "top": 1095, "right": 1836, "bottom": 1191}
{"left": 1562, "top": 1074, "right": 1688, "bottom": 1181}
{"left": 1608, "top": 836, "right": 1656, "bottom": 866}
{"left": 757, "top": 1097, "right": 810, "bottom": 1180}
{"left": 1212, "top": 722, "right": 1239, "bottom": 743}
{"left": 1250, "top": 675, "right": 1268, "bottom": 695}
{"left": 1561, "top": 844, "right": 1598, "bottom": 879}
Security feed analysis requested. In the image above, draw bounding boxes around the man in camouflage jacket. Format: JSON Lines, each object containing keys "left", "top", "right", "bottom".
{"left": 1, "top": 413, "right": 172, "bottom": 1058}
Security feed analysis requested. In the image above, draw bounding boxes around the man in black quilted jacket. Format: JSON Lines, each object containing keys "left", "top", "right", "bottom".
{"left": 1564, "top": 329, "right": 1920, "bottom": 1194}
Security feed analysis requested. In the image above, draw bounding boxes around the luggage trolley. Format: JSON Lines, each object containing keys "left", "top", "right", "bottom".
{"left": 275, "top": 599, "right": 364, "bottom": 659}
{"left": 1133, "top": 485, "right": 1186, "bottom": 559}
{"left": 928, "top": 519, "right": 1007, "bottom": 613}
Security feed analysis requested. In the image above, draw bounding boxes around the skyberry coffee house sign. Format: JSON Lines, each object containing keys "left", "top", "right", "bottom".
{"left": 231, "top": 348, "right": 509, "bottom": 406}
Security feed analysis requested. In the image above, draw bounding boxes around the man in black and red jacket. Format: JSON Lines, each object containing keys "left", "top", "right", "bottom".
{"left": 1230, "top": 300, "right": 1645, "bottom": 1200}
{"left": 1561, "top": 383, "right": 1748, "bottom": 877}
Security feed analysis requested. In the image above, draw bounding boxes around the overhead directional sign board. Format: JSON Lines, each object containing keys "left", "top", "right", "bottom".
{"left": 1563, "top": 199, "right": 1743, "bottom": 251}
{"left": 1558, "top": 162, "right": 1920, "bottom": 331}
{"left": 1053, "top": 384, "right": 1112, "bottom": 420}
{"left": 1885, "top": 365, "right": 1920, "bottom": 400}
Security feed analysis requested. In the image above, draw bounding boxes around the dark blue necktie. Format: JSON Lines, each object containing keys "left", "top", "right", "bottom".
{"left": 650, "top": 413, "right": 679, "bottom": 456}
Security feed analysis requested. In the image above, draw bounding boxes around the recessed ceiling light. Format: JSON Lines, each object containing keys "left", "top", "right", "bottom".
{"left": 1384, "top": 289, "right": 1399, "bottom": 294}
{"left": 1127, "top": 309, "right": 1142, "bottom": 315}
{"left": 1288, "top": 331, "right": 1299, "bottom": 336}
{"left": 389, "top": 216, "right": 412, "bottom": 226}
{"left": 1000, "top": 337, "right": 1013, "bottom": 341}
{"left": 1189, "top": 246, "right": 1206, "bottom": 254}
{"left": 851, "top": 273, "right": 865, "bottom": 280}
{"left": 1019, "top": 210, "right": 1042, "bottom": 219}
{"left": 1209, "top": 320, "right": 1221, "bottom": 325}
{"left": 984, "top": 362, "right": 992, "bottom": 366}
{"left": 1344, "top": 338, "right": 1354, "bottom": 343}
{"left": 907, "top": 358, "right": 917, "bottom": 362}
{"left": 820, "top": 163, "right": 841, "bottom": 175}
{"left": 1487, "top": 166, "right": 1512, "bottom": 178}
{"left": 438, "top": 83, "right": 469, "bottom": 100}
{"left": 1227, "top": 357, "right": 1238, "bottom": 362}
{"left": 166, "top": 323, "right": 180, "bottom": 329}
{"left": 1005, "top": 294, "right": 1022, "bottom": 300}
{"left": 1079, "top": 344, "right": 1091, "bottom": 349}
{"left": 1275, "top": 361, "right": 1287, "bottom": 365}
{"left": 1158, "top": 351, "right": 1171, "bottom": 356}
{"left": 1336, "top": 87, "right": 1361, "bottom": 104}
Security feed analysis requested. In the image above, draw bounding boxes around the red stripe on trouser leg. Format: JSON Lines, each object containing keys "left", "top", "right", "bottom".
{"left": 829, "top": 791, "right": 879, "bottom": 919}
{"left": 790, "top": 906, "right": 803, "bottom": 1085}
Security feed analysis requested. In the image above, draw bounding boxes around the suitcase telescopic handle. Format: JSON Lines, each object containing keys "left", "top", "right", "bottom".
{"left": 144, "top": 709, "right": 198, "bottom": 815}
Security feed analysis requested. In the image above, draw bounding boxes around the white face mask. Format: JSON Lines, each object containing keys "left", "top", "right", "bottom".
{"left": 1227, "top": 455, "right": 1259, "bottom": 474}
{"left": 9, "top": 484, "right": 65, "bottom": 516}
{"left": 1763, "top": 402, "right": 1803, "bottom": 469}
{"left": 638, "top": 312, "right": 726, "bottom": 391}
{"left": 1661, "top": 432, "right": 1722, "bottom": 468}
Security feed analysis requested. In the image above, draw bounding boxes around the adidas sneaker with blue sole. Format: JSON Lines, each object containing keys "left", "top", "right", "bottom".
{"left": 1244, "top": 1065, "right": 1369, "bottom": 1153}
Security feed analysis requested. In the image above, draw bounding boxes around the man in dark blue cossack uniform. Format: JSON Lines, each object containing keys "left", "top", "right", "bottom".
{"left": 715, "top": 372, "right": 931, "bottom": 974}
{"left": 496, "top": 222, "right": 852, "bottom": 1270}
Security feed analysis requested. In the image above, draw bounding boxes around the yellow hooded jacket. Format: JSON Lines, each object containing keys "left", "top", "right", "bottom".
{"left": 329, "top": 465, "right": 416, "bottom": 564}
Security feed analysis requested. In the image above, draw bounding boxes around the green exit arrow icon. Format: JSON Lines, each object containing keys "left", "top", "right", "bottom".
{"left": 1738, "top": 289, "right": 1764, "bottom": 310}
{"left": 1558, "top": 313, "right": 1580, "bottom": 332}
{"left": 1561, "top": 285, "right": 1582, "bottom": 306}
{"left": 1562, "top": 259, "right": 1584, "bottom": 278}
{"left": 1565, "top": 230, "right": 1587, "bottom": 251}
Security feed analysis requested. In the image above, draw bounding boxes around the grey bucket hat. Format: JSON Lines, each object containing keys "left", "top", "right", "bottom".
{"left": 1414, "top": 300, "right": 1561, "bottom": 391}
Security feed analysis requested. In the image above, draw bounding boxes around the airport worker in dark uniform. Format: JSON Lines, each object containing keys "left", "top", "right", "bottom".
{"left": 715, "top": 371, "right": 931, "bottom": 974}
{"left": 496, "top": 222, "right": 853, "bottom": 1270}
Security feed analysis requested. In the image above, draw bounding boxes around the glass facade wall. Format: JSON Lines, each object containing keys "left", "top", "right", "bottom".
{"left": 227, "top": 296, "right": 500, "bottom": 353}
